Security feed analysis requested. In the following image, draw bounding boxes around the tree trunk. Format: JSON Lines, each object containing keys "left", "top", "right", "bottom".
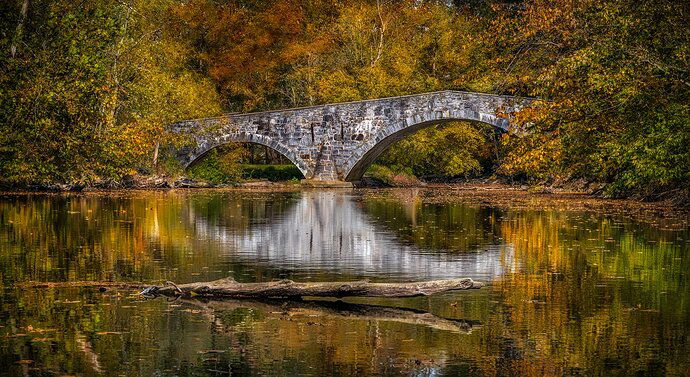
{"left": 152, "top": 141, "right": 160, "bottom": 168}
{"left": 150, "top": 277, "right": 482, "bottom": 298}
{"left": 15, "top": 280, "right": 482, "bottom": 332}
{"left": 10, "top": 0, "right": 30, "bottom": 58}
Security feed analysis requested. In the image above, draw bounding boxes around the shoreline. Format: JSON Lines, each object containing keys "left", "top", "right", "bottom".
{"left": 1, "top": 181, "right": 687, "bottom": 215}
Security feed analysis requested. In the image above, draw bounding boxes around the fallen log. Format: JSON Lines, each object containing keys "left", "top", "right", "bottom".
{"left": 147, "top": 277, "right": 482, "bottom": 298}
{"left": 15, "top": 277, "right": 483, "bottom": 299}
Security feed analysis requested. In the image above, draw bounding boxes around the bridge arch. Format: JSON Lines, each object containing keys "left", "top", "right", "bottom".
{"left": 180, "top": 133, "right": 312, "bottom": 178}
{"left": 342, "top": 110, "right": 508, "bottom": 181}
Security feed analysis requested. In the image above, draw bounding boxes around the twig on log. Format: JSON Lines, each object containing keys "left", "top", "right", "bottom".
{"left": 165, "top": 280, "right": 183, "bottom": 294}
{"left": 151, "top": 277, "right": 482, "bottom": 298}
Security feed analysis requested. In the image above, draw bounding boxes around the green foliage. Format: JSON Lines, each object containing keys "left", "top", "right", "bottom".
{"left": 187, "top": 145, "right": 248, "bottom": 184}
{"left": 190, "top": 160, "right": 303, "bottom": 184}
{"left": 379, "top": 122, "right": 492, "bottom": 178}
{"left": 364, "top": 164, "right": 418, "bottom": 186}
{"left": 242, "top": 165, "right": 304, "bottom": 182}
{"left": 595, "top": 104, "right": 690, "bottom": 198}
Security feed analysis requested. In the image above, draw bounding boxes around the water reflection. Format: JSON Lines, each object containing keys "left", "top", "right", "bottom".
{"left": 189, "top": 191, "right": 513, "bottom": 281}
{"left": 0, "top": 189, "right": 688, "bottom": 376}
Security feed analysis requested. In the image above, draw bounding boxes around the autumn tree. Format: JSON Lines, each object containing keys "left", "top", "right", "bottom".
{"left": 0, "top": 0, "right": 220, "bottom": 186}
{"left": 491, "top": 0, "right": 690, "bottom": 198}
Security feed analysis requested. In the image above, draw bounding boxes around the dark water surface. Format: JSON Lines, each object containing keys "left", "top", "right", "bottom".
{"left": 0, "top": 189, "right": 688, "bottom": 376}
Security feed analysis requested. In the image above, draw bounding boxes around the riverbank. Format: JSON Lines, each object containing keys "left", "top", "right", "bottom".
{"left": 366, "top": 175, "right": 689, "bottom": 208}
{"left": 2, "top": 171, "right": 688, "bottom": 208}
{"left": 3, "top": 177, "right": 688, "bottom": 208}
{"left": 2, "top": 175, "right": 300, "bottom": 192}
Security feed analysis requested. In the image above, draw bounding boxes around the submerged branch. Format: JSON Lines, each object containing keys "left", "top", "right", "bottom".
{"left": 188, "top": 298, "right": 482, "bottom": 334}
{"left": 15, "top": 281, "right": 148, "bottom": 289}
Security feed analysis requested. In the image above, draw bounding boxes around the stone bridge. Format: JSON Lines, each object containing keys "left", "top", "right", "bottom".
{"left": 171, "top": 90, "right": 532, "bottom": 182}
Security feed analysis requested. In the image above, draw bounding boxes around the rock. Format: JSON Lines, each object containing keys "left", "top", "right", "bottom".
{"left": 240, "top": 180, "right": 274, "bottom": 187}
{"left": 173, "top": 178, "right": 214, "bottom": 188}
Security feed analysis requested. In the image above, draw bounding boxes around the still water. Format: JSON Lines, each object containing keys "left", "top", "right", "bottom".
{"left": 0, "top": 189, "right": 688, "bottom": 376}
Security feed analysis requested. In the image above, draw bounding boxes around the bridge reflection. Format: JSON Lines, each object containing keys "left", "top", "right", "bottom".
{"left": 186, "top": 191, "right": 515, "bottom": 281}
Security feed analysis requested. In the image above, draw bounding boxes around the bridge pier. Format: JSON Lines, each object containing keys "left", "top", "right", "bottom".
{"left": 300, "top": 179, "right": 353, "bottom": 188}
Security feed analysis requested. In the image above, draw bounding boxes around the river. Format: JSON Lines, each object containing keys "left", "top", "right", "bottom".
{"left": 0, "top": 188, "right": 688, "bottom": 376}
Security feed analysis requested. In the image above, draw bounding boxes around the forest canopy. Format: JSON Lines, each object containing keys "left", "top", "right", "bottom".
{"left": 0, "top": 0, "right": 688, "bottom": 200}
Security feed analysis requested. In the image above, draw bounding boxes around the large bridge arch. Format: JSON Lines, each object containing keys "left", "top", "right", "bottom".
{"left": 342, "top": 115, "right": 506, "bottom": 182}
{"left": 170, "top": 90, "right": 533, "bottom": 182}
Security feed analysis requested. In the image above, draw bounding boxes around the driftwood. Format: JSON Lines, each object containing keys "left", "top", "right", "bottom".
{"left": 146, "top": 277, "right": 482, "bottom": 298}
{"left": 16, "top": 277, "right": 483, "bottom": 299}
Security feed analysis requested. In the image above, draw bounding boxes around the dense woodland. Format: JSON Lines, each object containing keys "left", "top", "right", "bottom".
{"left": 0, "top": 0, "right": 688, "bottom": 201}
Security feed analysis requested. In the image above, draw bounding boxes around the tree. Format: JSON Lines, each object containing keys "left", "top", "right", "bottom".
{"left": 490, "top": 0, "right": 690, "bottom": 198}
{"left": 0, "top": 0, "right": 220, "bottom": 186}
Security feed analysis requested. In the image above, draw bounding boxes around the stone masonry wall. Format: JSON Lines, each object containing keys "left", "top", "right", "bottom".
{"left": 171, "top": 90, "right": 531, "bottom": 181}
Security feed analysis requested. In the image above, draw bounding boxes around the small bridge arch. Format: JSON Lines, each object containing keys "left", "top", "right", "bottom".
{"left": 171, "top": 90, "right": 532, "bottom": 182}
{"left": 172, "top": 125, "right": 312, "bottom": 177}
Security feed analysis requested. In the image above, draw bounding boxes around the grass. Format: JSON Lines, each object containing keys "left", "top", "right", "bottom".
{"left": 364, "top": 164, "right": 420, "bottom": 186}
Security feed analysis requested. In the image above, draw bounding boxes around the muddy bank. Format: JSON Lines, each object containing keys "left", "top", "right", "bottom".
{"left": 3, "top": 175, "right": 299, "bottom": 193}
{"left": 359, "top": 175, "right": 689, "bottom": 208}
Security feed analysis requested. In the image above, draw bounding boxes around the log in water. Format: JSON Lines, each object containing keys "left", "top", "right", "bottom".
{"left": 18, "top": 277, "right": 482, "bottom": 298}
{"left": 148, "top": 277, "right": 483, "bottom": 298}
